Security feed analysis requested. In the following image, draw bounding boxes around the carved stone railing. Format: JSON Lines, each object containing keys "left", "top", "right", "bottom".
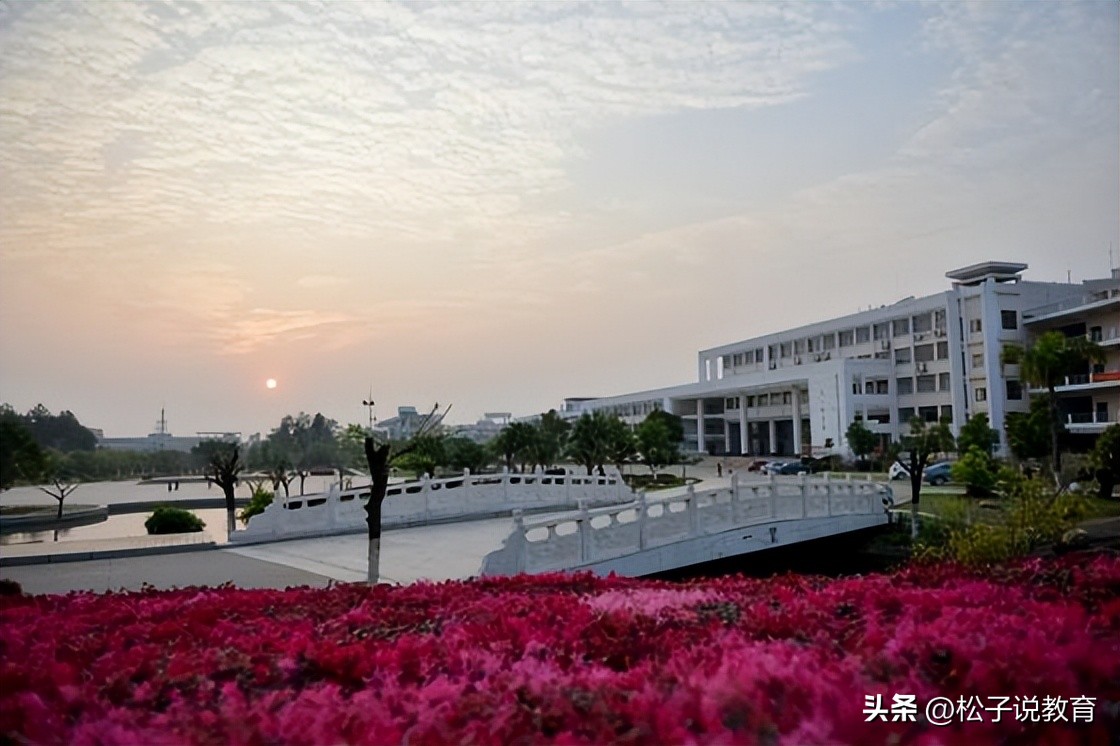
{"left": 479, "top": 473, "right": 893, "bottom": 576}
{"left": 229, "top": 467, "right": 631, "bottom": 544}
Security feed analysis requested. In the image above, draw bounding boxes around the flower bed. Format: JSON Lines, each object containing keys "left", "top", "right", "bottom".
{"left": 2, "top": 556, "right": 1118, "bottom": 744}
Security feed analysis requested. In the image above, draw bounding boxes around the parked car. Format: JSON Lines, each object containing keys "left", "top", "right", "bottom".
{"left": 746, "top": 460, "right": 770, "bottom": 472}
{"left": 923, "top": 461, "right": 952, "bottom": 486}
{"left": 761, "top": 462, "right": 787, "bottom": 475}
{"left": 889, "top": 461, "right": 911, "bottom": 481}
{"left": 777, "top": 461, "right": 810, "bottom": 475}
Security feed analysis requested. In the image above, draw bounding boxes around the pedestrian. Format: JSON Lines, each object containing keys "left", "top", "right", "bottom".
{"left": 717, "top": 462, "right": 723, "bottom": 478}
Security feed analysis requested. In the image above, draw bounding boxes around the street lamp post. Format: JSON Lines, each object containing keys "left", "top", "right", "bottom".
{"left": 362, "top": 388, "right": 376, "bottom": 434}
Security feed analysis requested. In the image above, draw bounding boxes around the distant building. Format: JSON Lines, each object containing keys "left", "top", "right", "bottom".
{"left": 95, "top": 410, "right": 239, "bottom": 453}
{"left": 377, "top": 406, "right": 444, "bottom": 441}
{"left": 448, "top": 412, "right": 511, "bottom": 443}
{"left": 563, "top": 262, "right": 1119, "bottom": 459}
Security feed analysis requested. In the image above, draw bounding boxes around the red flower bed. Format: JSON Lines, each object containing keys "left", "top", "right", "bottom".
{"left": 2, "top": 557, "right": 1118, "bottom": 745}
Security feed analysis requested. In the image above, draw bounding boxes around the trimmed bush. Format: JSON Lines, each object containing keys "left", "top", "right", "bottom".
{"left": 144, "top": 506, "right": 205, "bottom": 535}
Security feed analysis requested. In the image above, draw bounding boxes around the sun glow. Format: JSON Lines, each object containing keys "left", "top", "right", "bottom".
{"left": 265, "top": 378, "right": 277, "bottom": 389}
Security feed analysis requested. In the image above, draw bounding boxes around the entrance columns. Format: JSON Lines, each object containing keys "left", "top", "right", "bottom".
{"left": 738, "top": 393, "right": 748, "bottom": 455}
{"left": 696, "top": 399, "right": 706, "bottom": 454}
{"left": 792, "top": 387, "right": 803, "bottom": 457}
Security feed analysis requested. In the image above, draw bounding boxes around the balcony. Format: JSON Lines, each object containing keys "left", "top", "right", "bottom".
{"left": 1023, "top": 287, "right": 1120, "bottom": 322}
{"left": 1036, "top": 371, "right": 1120, "bottom": 393}
{"left": 1065, "top": 411, "right": 1118, "bottom": 433}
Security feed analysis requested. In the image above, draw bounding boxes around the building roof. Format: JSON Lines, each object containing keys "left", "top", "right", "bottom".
{"left": 945, "top": 261, "right": 1028, "bottom": 285}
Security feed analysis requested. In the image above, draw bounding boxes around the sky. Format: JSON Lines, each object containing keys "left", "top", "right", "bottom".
{"left": 1, "top": 1, "right": 1117, "bottom": 438}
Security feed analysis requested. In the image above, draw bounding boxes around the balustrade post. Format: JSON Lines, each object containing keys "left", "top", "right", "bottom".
{"left": 731, "top": 472, "right": 740, "bottom": 501}
{"left": 730, "top": 473, "right": 741, "bottom": 524}
{"left": 800, "top": 474, "right": 808, "bottom": 518}
{"left": 687, "top": 484, "right": 698, "bottom": 535}
{"left": 578, "top": 500, "right": 591, "bottom": 563}
{"left": 638, "top": 493, "right": 648, "bottom": 550}
{"left": 502, "top": 466, "right": 510, "bottom": 501}
{"left": 512, "top": 509, "right": 526, "bottom": 573}
{"left": 825, "top": 472, "right": 833, "bottom": 516}
{"left": 769, "top": 482, "right": 777, "bottom": 519}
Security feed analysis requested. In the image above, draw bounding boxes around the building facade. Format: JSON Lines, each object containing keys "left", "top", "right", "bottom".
{"left": 566, "top": 262, "right": 1119, "bottom": 459}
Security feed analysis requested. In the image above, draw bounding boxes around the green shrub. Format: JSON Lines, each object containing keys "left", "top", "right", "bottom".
{"left": 950, "top": 447, "right": 998, "bottom": 496}
{"left": 239, "top": 486, "right": 274, "bottom": 525}
{"left": 144, "top": 506, "right": 205, "bottom": 535}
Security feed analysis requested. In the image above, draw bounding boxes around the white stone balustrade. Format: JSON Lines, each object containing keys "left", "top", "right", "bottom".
{"left": 480, "top": 473, "right": 894, "bottom": 576}
{"left": 229, "top": 467, "right": 631, "bottom": 544}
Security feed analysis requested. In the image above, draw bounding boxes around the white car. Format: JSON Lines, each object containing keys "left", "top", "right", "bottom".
{"left": 888, "top": 461, "right": 911, "bottom": 481}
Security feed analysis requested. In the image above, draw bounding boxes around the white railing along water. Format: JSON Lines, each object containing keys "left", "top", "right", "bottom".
{"left": 230, "top": 467, "right": 632, "bottom": 544}
{"left": 480, "top": 473, "right": 893, "bottom": 576}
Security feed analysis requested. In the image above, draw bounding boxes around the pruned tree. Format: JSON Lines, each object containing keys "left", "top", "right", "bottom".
{"left": 193, "top": 440, "right": 242, "bottom": 535}
{"left": 899, "top": 417, "right": 955, "bottom": 539}
{"left": 1002, "top": 331, "right": 1104, "bottom": 477}
{"left": 605, "top": 418, "right": 637, "bottom": 477}
{"left": 636, "top": 415, "right": 675, "bottom": 476}
{"left": 362, "top": 403, "right": 444, "bottom": 585}
{"left": 37, "top": 454, "right": 79, "bottom": 520}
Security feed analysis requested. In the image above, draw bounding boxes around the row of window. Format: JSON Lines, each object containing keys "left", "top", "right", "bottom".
{"left": 897, "top": 405, "right": 955, "bottom": 424}
{"left": 969, "top": 310, "right": 1019, "bottom": 334}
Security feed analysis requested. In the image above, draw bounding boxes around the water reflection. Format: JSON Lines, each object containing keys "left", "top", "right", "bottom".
{"left": 1, "top": 509, "right": 230, "bottom": 546}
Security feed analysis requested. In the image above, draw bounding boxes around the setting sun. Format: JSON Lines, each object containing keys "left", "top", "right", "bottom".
{"left": 265, "top": 378, "right": 277, "bottom": 390}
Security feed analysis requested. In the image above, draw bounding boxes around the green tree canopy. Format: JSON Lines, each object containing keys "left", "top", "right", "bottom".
{"left": 20, "top": 404, "right": 97, "bottom": 452}
{"left": 957, "top": 413, "right": 999, "bottom": 457}
{"left": 846, "top": 420, "right": 877, "bottom": 462}
{"left": 567, "top": 412, "right": 615, "bottom": 476}
{"left": 0, "top": 406, "right": 46, "bottom": 490}
{"left": 899, "top": 417, "right": 955, "bottom": 538}
{"left": 1002, "top": 331, "right": 1104, "bottom": 473}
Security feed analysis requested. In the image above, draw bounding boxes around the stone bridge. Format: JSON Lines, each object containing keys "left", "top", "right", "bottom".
{"left": 480, "top": 473, "right": 894, "bottom": 577}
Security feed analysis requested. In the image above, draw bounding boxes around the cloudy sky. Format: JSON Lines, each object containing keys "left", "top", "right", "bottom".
{"left": 1, "top": 1, "right": 1117, "bottom": 438}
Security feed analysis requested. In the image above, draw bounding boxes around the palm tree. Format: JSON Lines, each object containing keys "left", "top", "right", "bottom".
{"left": 567, "top": 411, "right": 614, "bottom": 475}
{"left": 1002, "top": 331, "right": 1104, "bottom": 475}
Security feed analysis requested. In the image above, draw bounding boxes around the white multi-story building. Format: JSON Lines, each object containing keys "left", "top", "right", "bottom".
{"left": 566, "top": 262, "right": 1119, "bottom": 459}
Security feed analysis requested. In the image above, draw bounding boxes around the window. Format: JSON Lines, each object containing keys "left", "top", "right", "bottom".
{"left": 755, "top": 347, "right": 764, "bottom": 362}
{"left": 1090, "top": 326, "right": 1103, "bottom": 342}
{"left": 893, "top": 318, "right": 910, "bottom": 336}
{"left": 940, "top": 405, "right": 953, "bottom": 421}
{"left": 746, "top": 395, "right": 755, "bottom": 407}
{"left": 875, "top": 351, "right": 890, "bottom": 360}
{"left": 975, "top": 387, "right": 987, "bottom": 402}
{"left": 1001, "top": 310, "right": 1018, "bottom": 330}
{"left": 852, "top": 378, "right": 862, "bottom": 395}
{"left": 856, "top": 327, "right": 871, "bottom": 343}
{"left": 876, "top": 380, "right": 889, "bottom": 394}
{"left": 895, "top": 347, "right": 912, "bottom": 364}
{"left": 898, "top": 407, "right": 916, "bottom": 423}
{"left": 936, "top": 341, "right": 949, "bottom": 359}
{"left": 919, "top": 406, "right": 939, "bottom": 423}
{"left": 780, "top": 342, "right": 792, "bottom": 357}
{"left": 768, "top": 345, "right": 778, "bottom": 362}
{"left": 913, "top": 313, "right": 932, "bottom": 334}
{"left": 938, "top": 372, "right": 951, "bottom": 391}
{"left": 934, "top": 310, "right": 946, "bottom": 331}
{"left": 917, "top": 375, "right": 937, "bottom": 393}
{"left": 970, "top": 318, "right": 982, "bottom": 333}
{"left": 897, "top": 377, "right": 914, "bottom": 395}
{"left": 915, "top": 344, "right": 935, "bottom": 363}
{"left": 794, "top": 339, "right": 805, "bottom": 354}
{"left": 1006, "top": 380, "right": 1023, "bottom": 400}
{"left": 725, "top": 397, "right": 738, "bottom": 409}
{"left": 807, "top": 338, "right": 816, "bottom": 353}
{"left": 822, "top": 335, "right": 836, "bottom": 351}
{"left": 839, "top": 330, "right": 854, "bottom": 347}
{"left": 782, "top": 391, "right": 792, "bottom": 405}
{"left": 972, "top": 353, "right": 984, "bottom": 369}
{"left": 873, "top": 322, "right": 890, "bottom": 341}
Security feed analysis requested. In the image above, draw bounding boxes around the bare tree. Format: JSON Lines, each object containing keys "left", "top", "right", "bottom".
{"left": 38, "top": 477, "right": 79, "bottom": 520}
{"left": 362, "top": 403, "right": 444, "bottom": 585}
{"left": 194, "top": 441, "right": 242, "bottom": 536}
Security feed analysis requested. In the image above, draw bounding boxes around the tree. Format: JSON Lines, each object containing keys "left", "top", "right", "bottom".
{"left": 394, "top": 435, "right": 445, "bottom": 478}
{"left": 605, "top": 418, "right": 637, "bottom": 476}
{"left": 363, "top": 404, "right": 443, "bottom": 585}
{"left": 1090, "top": 424, "right": 1120, "bottom": 500}
{"left": 1002, "top": 331, "right": 1104, "bottom": 475}
{"left": 567, "top": 411, "right": 615, "bottom": 476}
{"left": 493, "top": 422, "right": 537, "bottom": 472}
{"left": 37, "top": 453, "right": 79, "bottom": 520}
{"left": 21, "top": 404, "right": 97, "bottom": 452}
{"left": 1, "top": 407, "right": 46, "bottom": 490}
{"left": 846, "top": 420, "right": 877, "bottom": 467}
{"left": 951, "top": 447, "right": 998, "bottom": 497}
{"left": 899, "top": 417, "right": 955, "bottom": 539}
{"left": 1004, "top": 397, "right": 1052, "bottom": 463}
{"left": 636, "top": 415, "right": 676, "bottom": 475}
{"left": 444, "top": 437, "right": 491, "bottom": 473}
{"left": 193, "top": 441, "right": 242, "bottom": 535}
{"left": 957, "top": 413, "right": 999, "bottom": 458}
{"left": 534, "top": 410, "right": 571, "bottom": 470}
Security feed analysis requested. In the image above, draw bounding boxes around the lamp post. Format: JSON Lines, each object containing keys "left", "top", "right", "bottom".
{"left": 362, "top": 388, "right": 376, "bottom": 434}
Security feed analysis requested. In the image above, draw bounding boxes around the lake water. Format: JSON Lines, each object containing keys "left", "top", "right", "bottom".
{"left": 0, "top": 476, "right": 346, "bottom": 508}
{"left": 1, "top": 509, "right": 231, "bottom": 546}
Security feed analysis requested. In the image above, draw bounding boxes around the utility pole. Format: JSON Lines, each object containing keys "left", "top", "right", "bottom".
{"left": 362, "top": 387, "right": 376, "bottom": 434}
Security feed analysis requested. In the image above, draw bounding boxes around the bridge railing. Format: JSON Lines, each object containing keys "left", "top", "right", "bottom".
{"left": 229, "top": 467, "right": 631, "bottom": 544}
{"left": 479, "top": 473, "right": 893, "bottom": 576}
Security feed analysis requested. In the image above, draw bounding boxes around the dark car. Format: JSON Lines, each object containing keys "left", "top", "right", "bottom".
{"left": 746, "top": 460, "right": 770, "bottom": 472}
{"left": 777, "top": 461, "right": 810, "bottom": 475}
{"left": 923, "top": 461, "right": 952, "bottom": 486}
